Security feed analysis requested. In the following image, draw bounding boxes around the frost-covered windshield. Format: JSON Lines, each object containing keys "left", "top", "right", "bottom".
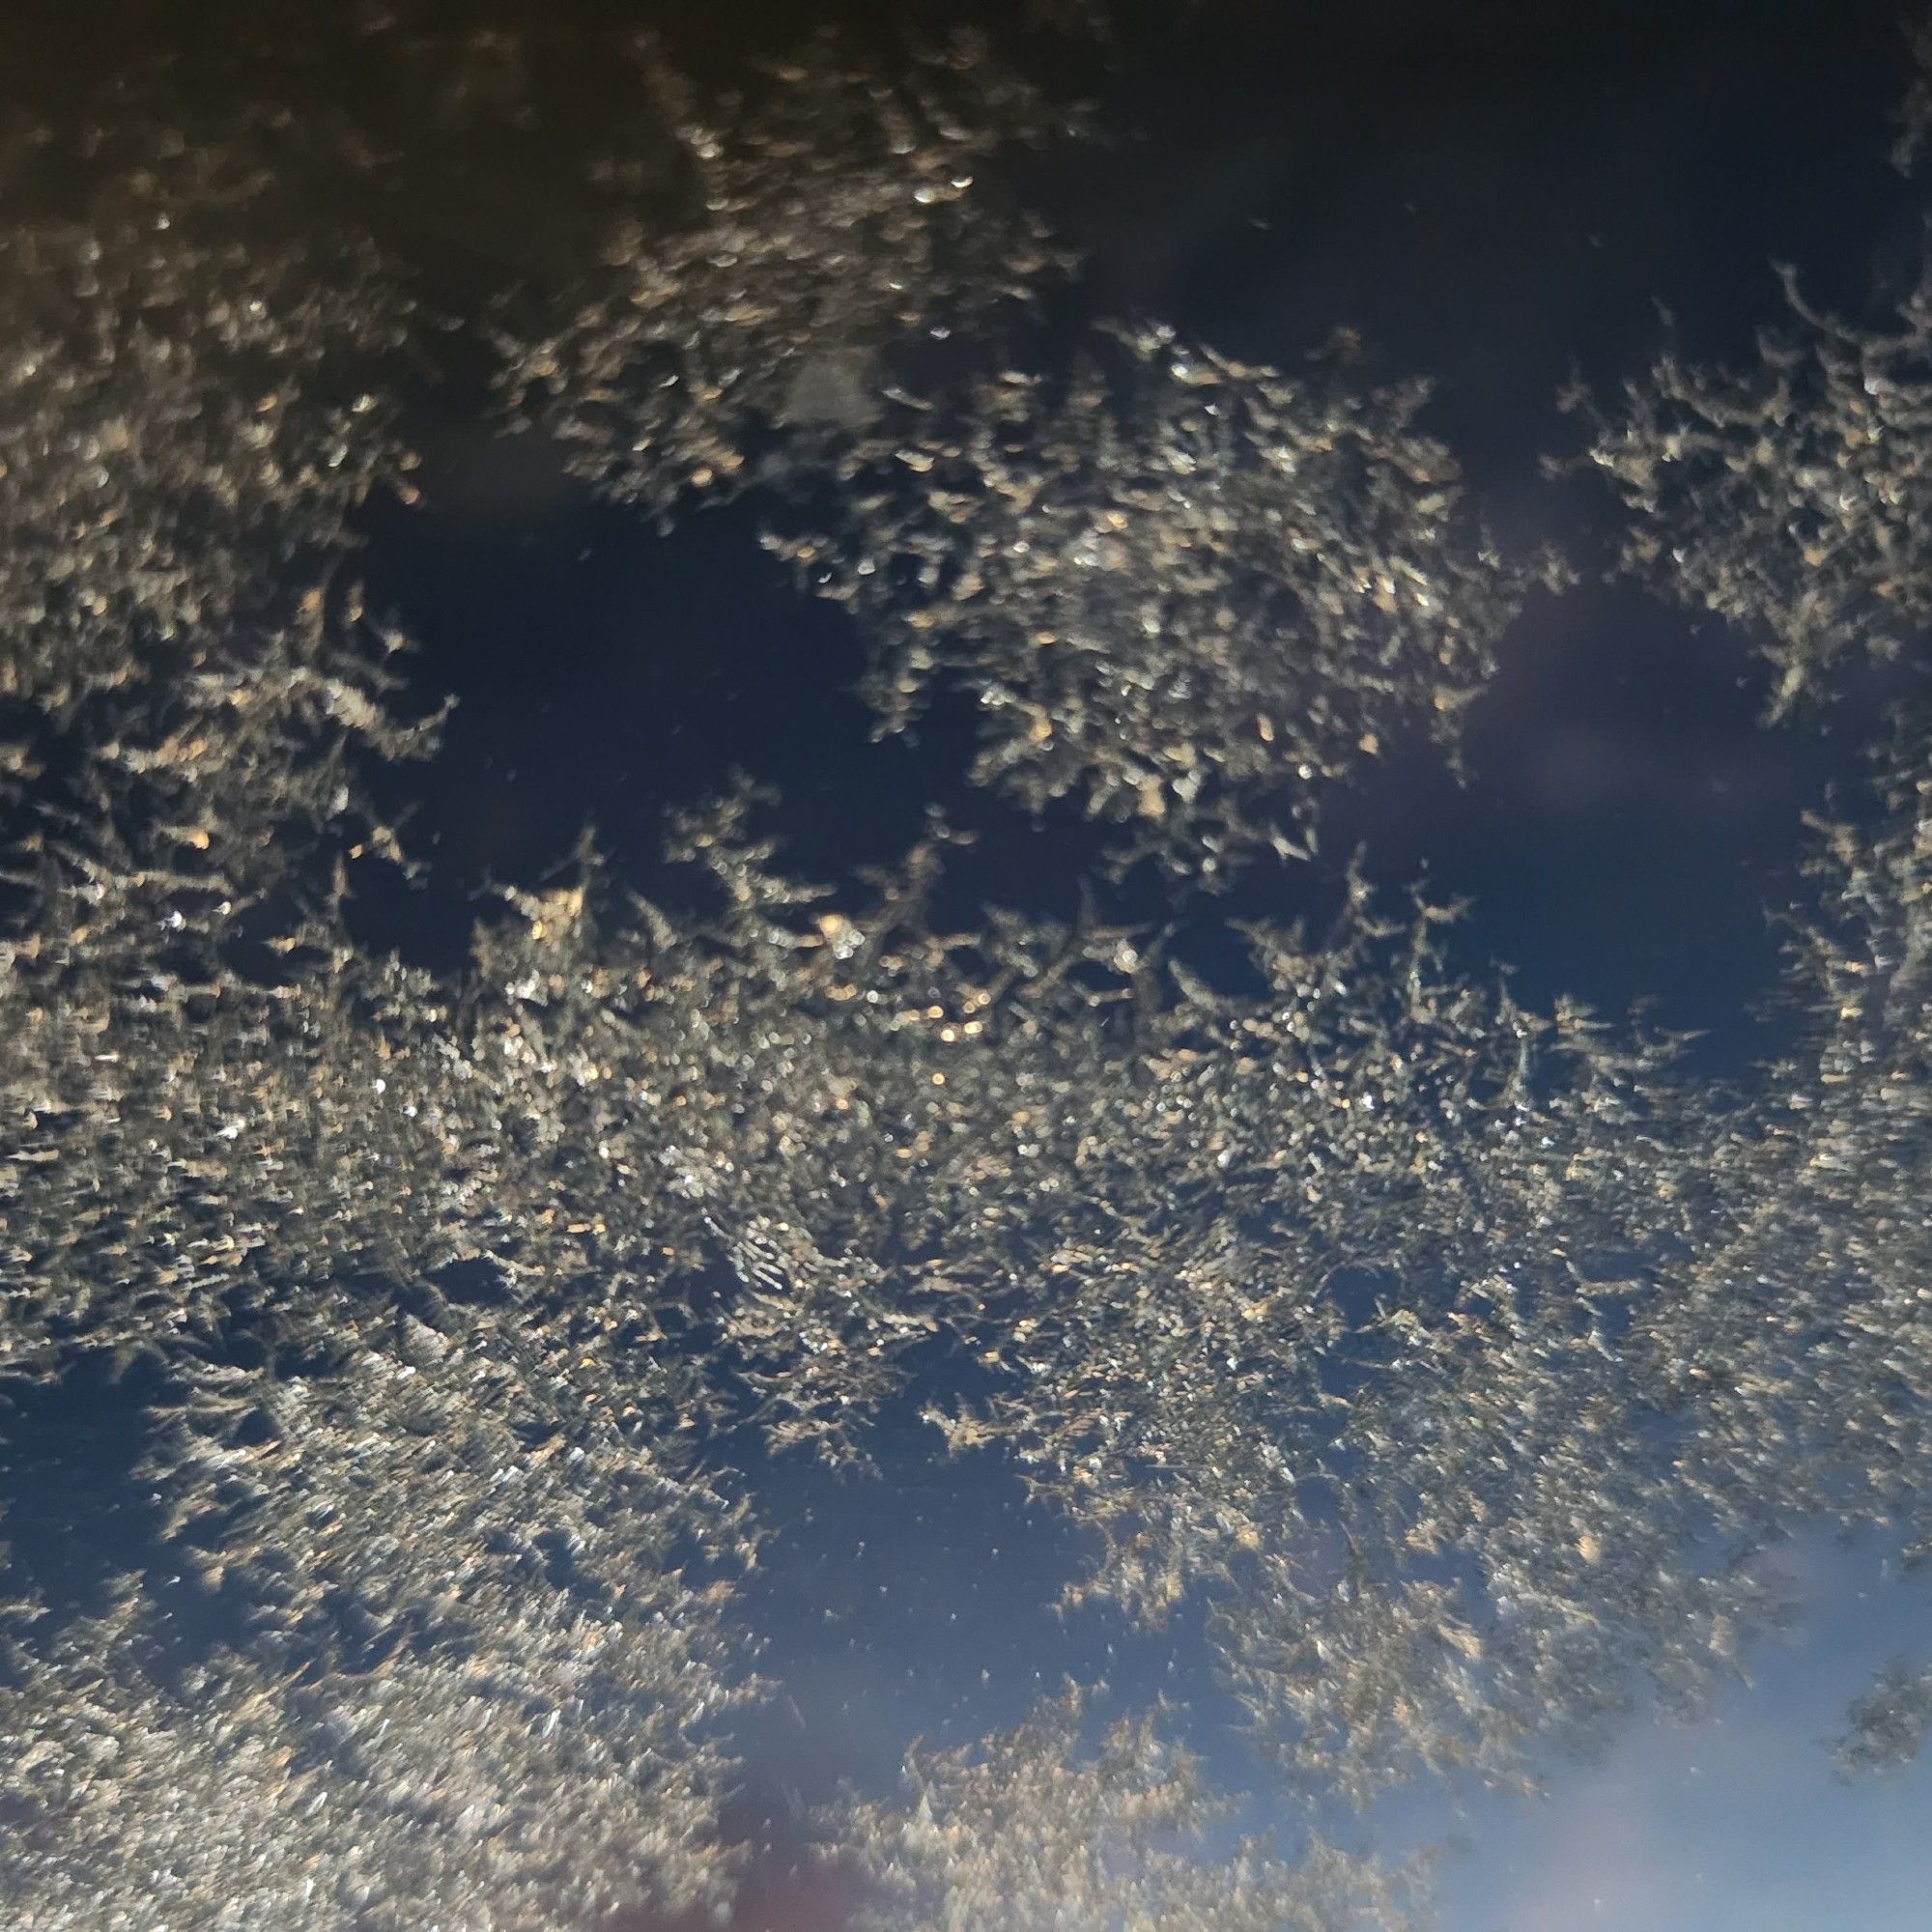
{"left": 3, "top": 6, "right": 1930, "bottom": 1929}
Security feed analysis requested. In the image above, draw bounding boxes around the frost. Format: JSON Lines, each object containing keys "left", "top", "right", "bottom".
{"left": 837, "top": 1690, "right": 1432, "bottom": 1932}
{"left": 0, "top": 100, "right": 413, "bottom": 729}
{"left": 1833, "top": 1660, "right": 1932, "bottom": 1778}
{"left": 774, "top": 324, "right": 1558, "bottom": 875}
{"left": 499, "top": 31, "right": 1074, "bottom": 526}
{"left": 1564, "top": 266, "right": 1932, "bottom": 716}
{"left": 5, "top": 12, "right": 1932, "bottom": 1924}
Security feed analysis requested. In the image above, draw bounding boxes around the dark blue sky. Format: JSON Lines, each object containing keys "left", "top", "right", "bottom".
{"left": 359, "top": 0, "right": 1922, "bottom": 1057}
{"left": 339, "top": 13, "right": 1932, "bottom": 1922}
{"left": 9, "top": 4, "right": 1932, "bottom": 1925}
{"left": 330, "top": 10, "right": 1932, "bottom": 1924}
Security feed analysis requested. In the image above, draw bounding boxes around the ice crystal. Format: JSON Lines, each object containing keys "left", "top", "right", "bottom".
{"left": 0, "top": 106, "right": 413, "bottom": 728}
{"left": 500, "top": 32, "right": 1073, "bottom": 527}
{"left": 776, "top": 324, "right": 1555, "bottom": 875}
{"left": 838, "top": 1690, "right": 1431, "bottom": 1932}
{"left": 1833, "top": 1659, "right": 1932, "bottom": 1778}
{"left": 1565, "top": 267, "right": 1932, "bottom": 715}
{"left": 7, "top": 11, "right": 1932, "bottom": 1920}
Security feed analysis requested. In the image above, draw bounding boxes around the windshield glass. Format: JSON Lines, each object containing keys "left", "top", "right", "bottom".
{"left": 3, "top": 7, "right": 1929, "bottom": 1929}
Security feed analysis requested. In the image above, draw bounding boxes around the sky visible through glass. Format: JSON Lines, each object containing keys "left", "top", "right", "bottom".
{"left": 2, "top": 4, "right": 1931, "bottom": 1929}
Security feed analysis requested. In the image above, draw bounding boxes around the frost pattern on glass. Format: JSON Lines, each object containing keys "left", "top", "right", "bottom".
{"left": 5, "top": 13, "right": 1932, "bottom": 1926}
{"left": 1833, "top": 1660, "right": 1932, "bottom": 1778}
{"left": 0, "top": 108, "right": 413, "bottom": 727}
{"left": 771, "top": 325, "right": 1557, "bottom": 875}
{"left": 499, "top": 32, "right": 1073, "bottom": 527}
{"left": 1893, "top": 14, "right": 1932, "bottom": 174}
{"left": 837, "top": 1690, "right": 1432, "bottom": 1932}
{"left": 1566, "top": 268, "right": 1932, "bottom": 715}
{"left": 2, "top": 1309, "right": 750, "bottom": 1931}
